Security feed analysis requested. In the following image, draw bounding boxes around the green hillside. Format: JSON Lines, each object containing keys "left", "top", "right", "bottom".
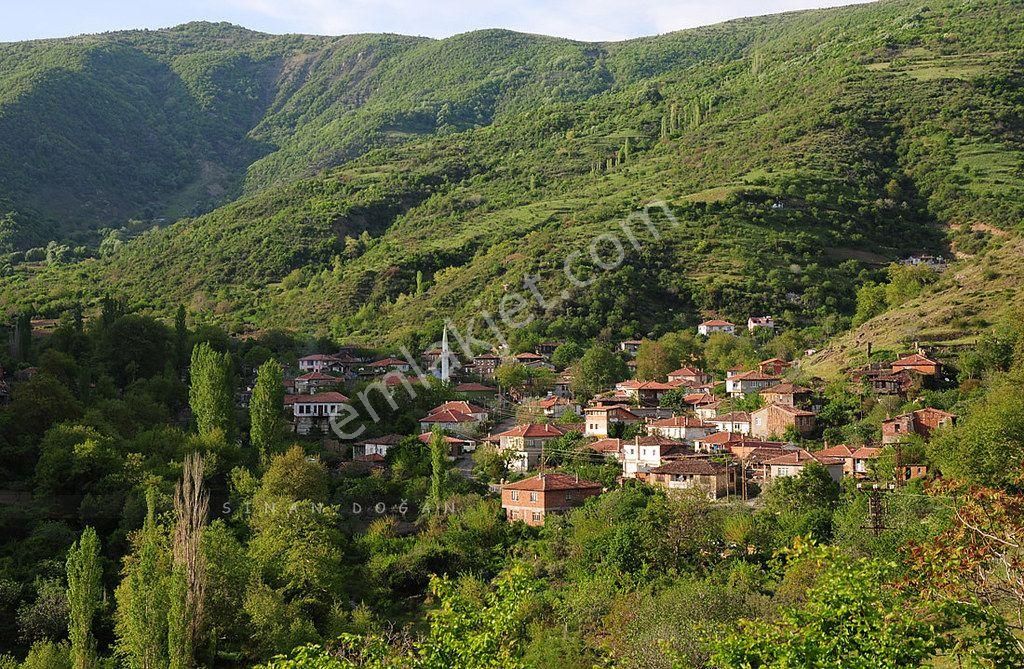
{"left": 1, "top": 0, "right": 1022, "bottom": 351}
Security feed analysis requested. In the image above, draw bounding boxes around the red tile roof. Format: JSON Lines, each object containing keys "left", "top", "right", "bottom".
{"left": 367, "top": 357, "right": 409, "bottom": 367}
{"left": 701, "top": 319, "right": 735, "bottom": 327}
{"left": 816, "top": 444, "right": 855, "bottom": 458}
{"left": 502, "top": 472, "right": 602, "bottom": 492}
{"left": 853, "top": 447, "right": 882, "bottom": 459}
{"left": 454, "top": 382, "right": 496, "bottom": 392}
{"left": 892, "top": 353, "right": 938, "bottom": 366}
{"left": 712, "top": 411, "right": 751, "bottom": 423}
{"left": 420, "top": 409, "right": 475, "bottom": 424}
{"left": 494, "top": 423, "right": 566, "bottom": 439}
{"left": 295, "top": 371, "right": 342, "bottom": 381}
{"left": 668, "top": 366, "right": 704, "bottom": 377}
{"left": 587, "top": 438, "right": 623, "bottom": 454}
{"left": 766, "top": 448, "right": 843, "bottom": 467}
{"left": 650, "top": 458, "right": 730, "bottom": 476}
{"left": 648, "top": 415, "right": 713, "bottom": 428}
{"left": 417, "top": 432, "right": 476, "bottom": 445}
{"left": 430, "top": 400, "right": 486, "bottom": 416}
{"left": 762, "top": 382, "right": 811, "bottom": 395}
{"left": 283, "top": 391, "right": 350, "bottom": 405}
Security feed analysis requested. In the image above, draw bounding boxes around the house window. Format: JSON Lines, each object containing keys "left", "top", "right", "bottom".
{"left": 778, "top": 467, "right": 790, "bottom": 476}
{"left": 529, "top": 492, "right": 538, "bottom": 502}
{"left": 510, "top": 490, "right": 519, "bottom": 501}
{"left": 532, "top": 511, "right": 542, "bottom": 522}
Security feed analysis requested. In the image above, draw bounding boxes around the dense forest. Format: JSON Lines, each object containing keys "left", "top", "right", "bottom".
{"left": 0, "top": 0, "right": 1024, "bottom": 667}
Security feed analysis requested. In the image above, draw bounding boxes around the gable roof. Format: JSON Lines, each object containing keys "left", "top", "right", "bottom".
{"left": 502, "top": 472, "right": 602, "bottom": 492}
{"left": 766, "top": 448, "right": 843, "bottom": 467}
{"left": 731, "top": 371, "right": 780, "bottom": 382}
{"left": 668, "top": 366, "right": 704, "bottom": 377}
{"left": 430, "top": 400, "right": 486, "bottom": 416}
{"left": 712, "top": 411, "right": 751, "bottom": 423}
{"left": 295, "top": 371, "right": 342, "bottom": 381}
{"left": 755, "top": 404, "right": 815, "bottom": 417}
{"left": 367, "top": 357, "right": 409, "bottom": 367}
{"left": 587, "top": 438, "right": 623, "bottom": 454}
{"left": 421, "top": 409, "right": 475, "bottom": 424}
{"left": 648, "top": 415, "right": 713, "bottom": 428}
{"left": 650, "top": 458, "right": 730, "bottom": 476}
{"left": 700, "top": 319, "right": 735, "bottom": 327}
{"left": 816, "top": 444, "right": 856, "bottom": 458}
{"left": 892, "top": 353, "right": 938, "bottom": 367}
{"left": 283, "top": 391, "right": 350, "bottom": 405}
{"left": 853, "top": 446, "right": 882, "bottom": 459}
{"left": 454, "top": 382, "right": 496, "bottom": 392}
{"left": 494, "top": 423, "right": 566, "bottom": 439}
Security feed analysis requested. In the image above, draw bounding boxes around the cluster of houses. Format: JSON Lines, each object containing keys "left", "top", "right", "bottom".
{"left": 277, "top": 332, "right": 954, "bottom": 528}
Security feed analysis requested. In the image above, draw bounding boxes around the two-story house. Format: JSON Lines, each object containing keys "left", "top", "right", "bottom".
{"left": 501, "top": 473, "right": 603, "bottom": 526}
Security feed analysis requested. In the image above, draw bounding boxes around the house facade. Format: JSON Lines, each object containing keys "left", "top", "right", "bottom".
{"left": 750, "top": 404, "right": 816, "bottom": 439}
{"left": 881, "top": 407, "right": 955, "bottom": 444}
{"left": 646, "top": 458, "right": 737, "bottom": 499}
{"left": 495, "top": 423, "right": 566, "bottom": 472}
{"left": 698, "top": 320, "right": 736, "bottom": 336}
{"left": 501, "top": 473, "right": 603, "bottom": 526}
{"left": 646, "top": 415, "right": 715, "bottom": 442}
{"left": 284, "top": 391, "right": 351, "bottom": 435}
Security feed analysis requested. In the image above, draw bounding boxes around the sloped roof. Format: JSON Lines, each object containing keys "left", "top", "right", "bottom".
{"left": 494, "top": 423, "right": 566, "bottom": 439}
{"left": 650, "top": 458, "right": 730, "bottom": 476}
{"left": 762, "top": 382, "right": 811, "bottom": 395}
{"left": 283, "top": 391, "right": 350, "bottom": 405}
{"left": 356, "top": 433, "right": 405, "bottom": 446}
{"left": 648, "top": 415, "right": 713, "bottom": 428}
{"left": 502, "top": 472, "right": 602, "bottom": 492}
{"left": 766, "top": 448, "right": 843, "bottom": 467}
{"left": 420, "top": 409, "right": 475, "bottom": 424}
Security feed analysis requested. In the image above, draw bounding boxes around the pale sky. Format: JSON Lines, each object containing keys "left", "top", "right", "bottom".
{"left": 0, "top": 0, "right": 870, "bottom": 43}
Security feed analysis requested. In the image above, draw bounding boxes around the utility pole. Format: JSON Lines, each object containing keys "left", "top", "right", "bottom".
{"left": 857, "top": 482, "right": 896, "bottom": 536}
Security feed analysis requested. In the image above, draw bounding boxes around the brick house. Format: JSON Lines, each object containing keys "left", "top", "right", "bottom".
{"left": 881, "top": 407, "right": 955, "bottom": 444}
{"left": 501, "top": 473, "right": 603, "bottom": 526}
{"left": 758, "top": 357, "right": 791, "bottom": 376}
{"left": 750, "top": 403, "right": 816, "bottom": 439}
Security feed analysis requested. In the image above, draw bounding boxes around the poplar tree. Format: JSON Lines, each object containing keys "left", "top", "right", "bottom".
{"left": 169, "top": 453, "right": 209, "bottom": 669}
{"left": 66, "top": 527, "right": 102, "bottom": 669}
{"left": 429, "top": 427, "right": 449, "bottom": 515}
{"left": 188, "top": 343, "right": 234, "bottom": 440}
{"left": 249, "top": 359, "right": 284, "bottom": 460}
{"left": 115, "top": 488, "right": 171, "bottom": 669}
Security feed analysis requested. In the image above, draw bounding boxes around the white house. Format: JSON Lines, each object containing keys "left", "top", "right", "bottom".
{"left": 356, "top": 434, "right": 405, "bottom": 459}
{"left": 284, "top": 391, "right": 350, "bottom": 435}
{"left": 708, "top": 411, "right": 752, "bottom": 435}
{"left": 766, "top": 449, "right": 844, "bottom": 482}
{"left": 697, "top": 320, "right": 736, "bottom": 336}
{"left": 747, "top": 316, "right": 775, "bottom": 332}
{"left": 725, "top": 371, "right": 780, "bottom": 396}
{"left": 622, "top": 436, "right": 690, "bottom": 478}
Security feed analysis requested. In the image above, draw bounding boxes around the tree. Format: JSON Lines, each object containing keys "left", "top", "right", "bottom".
{"left": 550, "top": 341, "right": 584, "bottom": 370}
{"left": 169, "top": 453, "right": 209, "bottom": 669}
{"left": 715, "top": 543, "right": 1023, "bottom": 668}
{"left": 571, "top": 345, "right": 628, "bottom": 398}
{"left": 494, "top": 363, "right": 530, "bottom": 395}
{"left": 250, "top": 359, "right": 285, "bottom": 460}
{"left": 428, "top": 427, "right": 449, "bottom": 515}
{"left": 66, "top": 528, "right": 102, "bottom": 669}
{"left": 174, "top": 306, "right": 190, "bottom": 374}
{"left": 188, "top": 343, "right": 234, "bottom": 440}
{"left": 634, "top": 340, "right": 677, "bottom": 381}
{"left": 115, "top": 488, "right": 171, "bottom": 669}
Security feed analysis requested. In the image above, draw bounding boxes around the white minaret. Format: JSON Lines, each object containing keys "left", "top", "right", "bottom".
{"left": 441, "top": 325, "right": 450, "bottom": 383}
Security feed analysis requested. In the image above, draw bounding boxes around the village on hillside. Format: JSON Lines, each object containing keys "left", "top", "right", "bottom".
{"left": 266, "top": 314, "right": 955, "bottom": 527}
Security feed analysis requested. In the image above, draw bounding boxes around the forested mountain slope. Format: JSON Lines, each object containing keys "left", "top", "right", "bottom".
{"left": 1, "top": 0, "right": 1022, "bottom": 352}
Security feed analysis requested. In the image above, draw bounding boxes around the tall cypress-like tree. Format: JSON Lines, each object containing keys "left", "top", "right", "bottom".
{"left": 169, "top": 453, "right": 209, "bottom": 669}
{"left": 188, "top": 343, "right": 234, "bottom": 440}
{"left": 250, "top": 359, "right": 284, "bottom": 460}
{"left": 66, "top": 527, "right": 102, "bottom": 669}
{"left": 429, "top": 427, "right": 449, "bottom": 515}
{"left": 115, "top": 488, "right": 171, "bottom": 669}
